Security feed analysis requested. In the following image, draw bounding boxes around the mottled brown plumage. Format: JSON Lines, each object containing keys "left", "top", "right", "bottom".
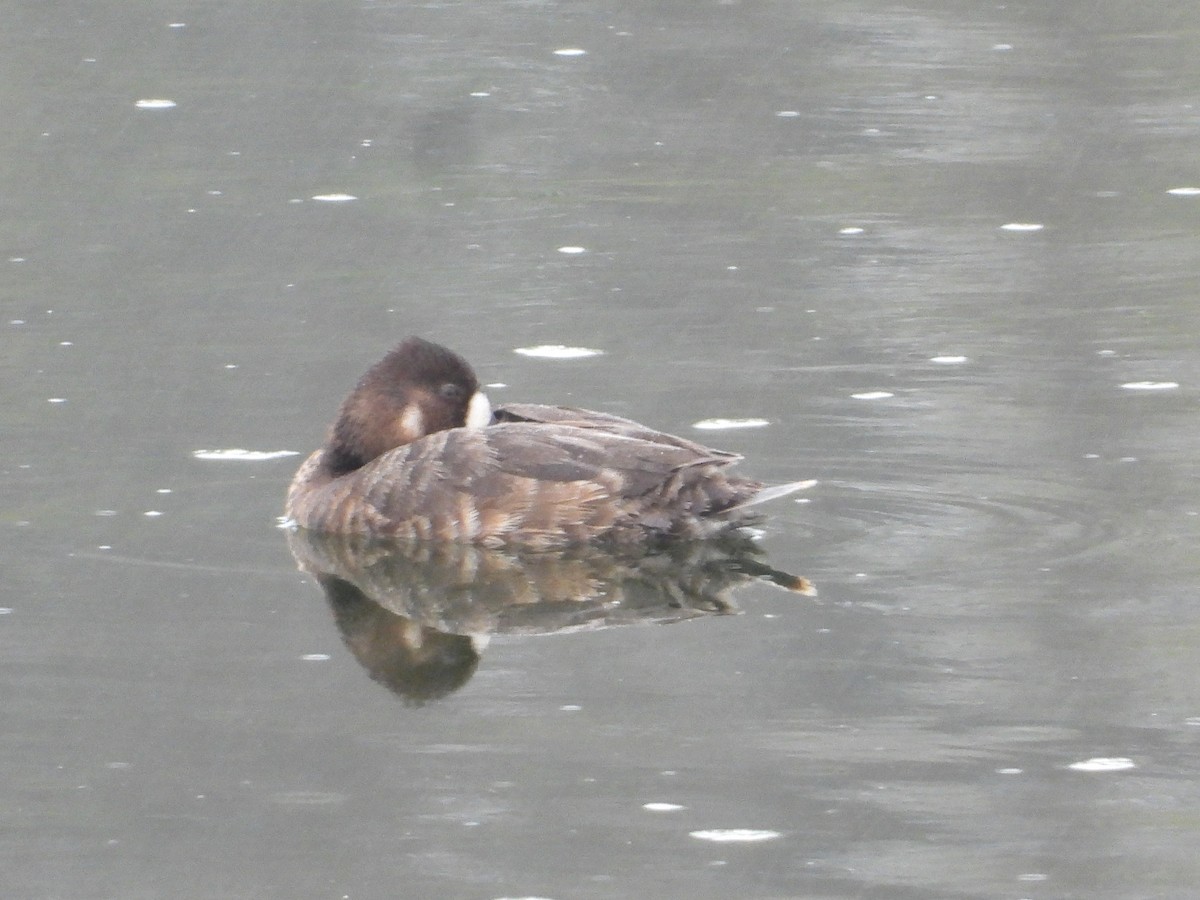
{"left": 285, "top": 338, "right": 813, "bottom": 548}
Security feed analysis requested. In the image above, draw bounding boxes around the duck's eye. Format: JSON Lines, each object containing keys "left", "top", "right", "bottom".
{"left": 438, "top": 383, "right": 465, "bottom": 402}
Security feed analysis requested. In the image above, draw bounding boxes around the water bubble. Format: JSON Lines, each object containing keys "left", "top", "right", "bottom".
{"left": 690, "top": 829, "right": 781, "bottom": 843}
{"left": 1121, "top": 381, "right": 1178, "bottom": 391}
{"left": 1068, "top": 757, "right": 1135, "bottom": 772}
{"left": 311, "top": 193, "right": 357, "bottom": 203}
{"left": 692, "top": 418, "right": 770, "bottom": 431}
{"left": 192, "top": 449, "right": 301, "bottom": 461}
{"left": 513, "top": 345, "right": 603, "bottom": 359}
{"left": 1000, "top": 222, "right": 1044, "bottom": 232}
{"left": 135, "top": 99, "right": 177, "bottom": 109}
{"left": 851, "top": 391, "right": 894, "bottom": 400}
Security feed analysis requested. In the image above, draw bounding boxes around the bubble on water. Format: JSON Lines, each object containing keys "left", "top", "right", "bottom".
{"left": 143, "top": 510, "right": 163, "bottom": 518}
{"left": 643, "top": 802, "right": 685, "bottom": 812}
{"left": 1166, "top": 187, "right": 1200, "bottom": 196}
{"left": 192, "top": 448, "right": 301, "bottom": 461}
{"left": 690, "top": 828, "right": 781, "bottom": 843}
{"left": 311, "top": 193, "right": 357, "bottom": 202}
{"left": 996, "top": 767, "right": 1023, "bottom": 775}
{"left": 513, "top": 345, "right": 603, "bottom": 359}
{"left": 1120, "top": 381, "right": 1178, "bottom": 391}
{"left": 851, "top": 391, "right": 894, "bottom": 400}
{"left": 1068, "top": 757, "right": 1135, "bottom": 772}
{"left": 469, "top": 91, "right": 491, "bottom": 97}
{"left": 553, "top": 48, "right": 587, "bottom": 56}
{"left": 48, "top": 397, "right": 67, "bottom": 404}
{"left": 556, "top": 245, "right": 586, "bottom": 254}
{"left": 692, "top": 418, "right": 770, "bottom": 431}
{"left": 135, "top": 99, "right": 177, "bottom": 109}
{"left": 775, "top": 110, "right": 800, "bottom": 118}
{"left": 992, "top": 43, "right": 1014, "bottom": 51}
{"left": 1000, "top": 222, "right": 1044, "bottom": 232}
{"left": 301, "top": 653, "right": 331, "bottom": 661}
{"left": 839, "top": 226, "right": 864, "bottom": 234}
{"left": 930, "top": 355, "right": 968, "bottom": 364}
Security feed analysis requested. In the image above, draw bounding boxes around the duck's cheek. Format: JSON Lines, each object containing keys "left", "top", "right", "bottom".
{"left": 465, "top": 391, "right": 492, "bottom": 430}
{"left": 399, "top": 401, "right": 426, "bottom": 439}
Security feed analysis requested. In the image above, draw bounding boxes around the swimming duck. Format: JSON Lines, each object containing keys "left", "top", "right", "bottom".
{"left": 285, "top": 337, "right": 813, "bottom": 548}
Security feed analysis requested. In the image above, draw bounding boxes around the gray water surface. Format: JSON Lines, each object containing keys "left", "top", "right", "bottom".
{"left": 5, "top": 2, "right": 1200, "bottom": 898}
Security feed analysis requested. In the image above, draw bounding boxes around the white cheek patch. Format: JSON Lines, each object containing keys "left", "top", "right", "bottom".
{"left": 399, "top": 401, "right": 425, "bottom": 438}
{"left": 465, "top": 391, "right": 492, "bottom": 430}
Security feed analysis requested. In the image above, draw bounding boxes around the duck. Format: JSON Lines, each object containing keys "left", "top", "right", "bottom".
{"left": 285, "top": 337, "right": 814, "bottom": 548}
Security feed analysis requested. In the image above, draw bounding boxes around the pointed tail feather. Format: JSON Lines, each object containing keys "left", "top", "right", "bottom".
{"left": 733, "top": 479, "right": 817, "bottom": 510}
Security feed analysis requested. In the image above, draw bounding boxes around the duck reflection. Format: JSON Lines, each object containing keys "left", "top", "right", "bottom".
{"left": 287, "top": 529, "right": 814, "bottom": 705}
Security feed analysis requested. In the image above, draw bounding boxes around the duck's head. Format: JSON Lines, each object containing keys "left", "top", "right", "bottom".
{"left": 324, "top": 337, "right": 492, "bottom": 477}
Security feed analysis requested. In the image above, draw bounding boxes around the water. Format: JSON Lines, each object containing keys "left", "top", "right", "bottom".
{"left": 5, "top": 1, "right": 1200, "bottom": 897}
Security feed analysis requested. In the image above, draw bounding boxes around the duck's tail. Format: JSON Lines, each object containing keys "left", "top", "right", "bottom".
{"left": 733, "top": 479, "right": 817, "bottom": 510}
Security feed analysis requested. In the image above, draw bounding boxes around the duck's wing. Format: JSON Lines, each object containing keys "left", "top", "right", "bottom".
{"left": 355, "top": 423, "right": 759, "bottom": 547}
{"left": 493, "top": 403, "right": 742, "bottom": 461}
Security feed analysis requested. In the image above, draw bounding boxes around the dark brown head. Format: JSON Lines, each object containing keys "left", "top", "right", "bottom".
{"left": 324, "top": 337, "right": 492, "bottom": 478}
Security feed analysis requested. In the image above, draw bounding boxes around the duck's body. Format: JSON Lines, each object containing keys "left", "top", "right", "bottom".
{"left": 285, "top": 338, "right": 812, "bottom": 549}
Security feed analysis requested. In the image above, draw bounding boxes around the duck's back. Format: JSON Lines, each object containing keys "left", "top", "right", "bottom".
{"left": 287, "top": 417, "right": 767, "bottom": 548}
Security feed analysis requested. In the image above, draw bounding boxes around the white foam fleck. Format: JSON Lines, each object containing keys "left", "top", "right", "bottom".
{"left": 556, "top": 245, "right": 586, "bottom": 254}
{"left": 992, "top": 43, "right": 1014, "bottom": 50}
{"left": 301, "top": 653, "right": 331, "bottom": 661}
{"left": 513, "top": 345, "right": 603, "bottom": 359}
{"left": 1000, "top": 222, "right": 1044, "bottom": 232}
{"left": 775, "top": 110, "right": 800, "bottom": 118}
{"left": 930, "top": 355, "right": 968, "bottom": 364}
{"left": 838, "top": 226, "right": 864, "bottom": 234}
{"left": 553, "top": 48, "right": 587, "bottom": 56}
{"left": 1121, "top": 381, "right": 1178, "bottom": 391}
{"left": 48, "top": 397, "right": 67, "bottom": 404}
{"left": 692, "top": 418, "right": 770, "bottom": 431}
{"left": 311, "top": 193, "right": 357, "bottom": 202}
{"left": 996, "top": 767, "right": 1023, "bottom": 775}
{"left": 192, "top": 449, "right": 301, "bottom": 461}
{"left": 135, "top": 98, "right": 177, "bottom": 109}
{"left": 168, "top": 22, "right": 186, "bottom": 28}
{"left": 559, "top": 704, "right": 582, "bottom": 712}
{"left": 143, "top": 510, "right": 163, "bottom": 518}
{"left": 469, "top": 91, "right": 491, "bottom": 97}
{"left": 1166, "top": 187, "right": 1200, "bottom": 196}
{"left": 851, "top": 391, "right": 893, "bottom": 400}
{"left": 690, "top": 828, "right": 781, "bottom": 843}
{"left": 1068, "top": 757, "right": 1135, "bottom": 772}
{"left": 643, "top": 802, "right": 685, "bottom": 812}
